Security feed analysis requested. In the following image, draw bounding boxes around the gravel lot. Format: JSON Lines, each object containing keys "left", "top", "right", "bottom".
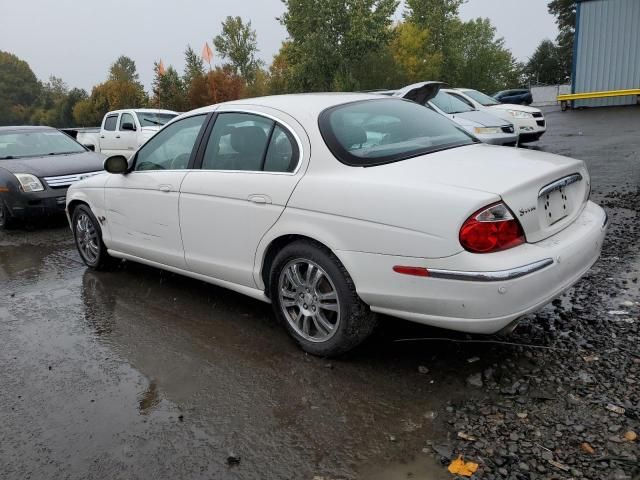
{"left": 1, "top": 105, "right": 638, "bottom": 480}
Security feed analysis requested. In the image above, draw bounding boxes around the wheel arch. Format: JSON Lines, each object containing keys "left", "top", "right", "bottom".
{"left": 258, "top": 234, "right": 346, "bottom": 298}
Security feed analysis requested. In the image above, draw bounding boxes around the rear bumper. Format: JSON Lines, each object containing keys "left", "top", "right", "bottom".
{"left": 336, "top": 201, "right": 607, "bottom": 334}
{"left": 2, "top": 188, "right": 68, "bottom": 220}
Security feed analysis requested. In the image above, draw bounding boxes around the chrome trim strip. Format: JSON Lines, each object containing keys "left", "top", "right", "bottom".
{"left": 429, "top": 258, "right": 554, "bottom": 282}
{"left": 538, "top": 173, "right": 583, "bottom": 198}
{"left": 44, "top": 170, "right": 104, "bottom": 188}
{"left": 602, "top": 210, "right": 609, "bottom": 229}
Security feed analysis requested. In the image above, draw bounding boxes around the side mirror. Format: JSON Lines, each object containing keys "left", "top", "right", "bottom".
{"left": 121, "top": 122, "right": 136, "bottom": 131}
{"left": 104, "top": 155, "right": 129, "bottom": 174}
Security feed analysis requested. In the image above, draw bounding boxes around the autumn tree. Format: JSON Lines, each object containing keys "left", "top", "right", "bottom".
{"left": 390, "top": 22, "right": 442, "bottom": 85}
{"left": 214, "top": 16, "right": 262, "bottom": 83}
{"left": 208, "top": 66, "right": 245, "bottom": 103}
{"left": 280, "top": 0, "right": 398, "bottom": 91}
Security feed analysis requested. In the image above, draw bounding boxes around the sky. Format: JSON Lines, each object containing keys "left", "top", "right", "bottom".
{"left": 0, "top": 0, "right": 558, "bottom": 92}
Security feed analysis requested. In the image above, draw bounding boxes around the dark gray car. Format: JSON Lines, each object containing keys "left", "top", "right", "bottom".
{"left": 0, "top": 126, "right": 105, "bottom": 228}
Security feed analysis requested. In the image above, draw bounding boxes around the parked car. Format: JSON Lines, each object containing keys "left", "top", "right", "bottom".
{"left": 449, "top": 88, "right": 546, "bottom": 143}
{"left": 67, "top": 92, "right": 607, "bottom": 357}
{"left": 389, "top": 83, "right": 518, "bottom": 146}
{"left": 0, "top": 126, "right": 105, "bottom": 228}
{"left": 71, "top": 109, "right": 178, "bottom": 159}
{"left": 493, "top": 89, "right": 533, "bottom": 105}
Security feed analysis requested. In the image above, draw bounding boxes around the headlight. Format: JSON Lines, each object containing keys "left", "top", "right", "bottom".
{"left": 474, "top": 127, "right": 502, "bottom": 135}
{"left": 507, "top": 110, "right": 533, "bottom": 119}
{"left": 14, "top": 173, "right": 44, "bottom": 192}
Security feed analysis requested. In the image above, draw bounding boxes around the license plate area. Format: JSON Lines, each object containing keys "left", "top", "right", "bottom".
{"left": 541, "top": 187, "right": 569, "bottom": 226}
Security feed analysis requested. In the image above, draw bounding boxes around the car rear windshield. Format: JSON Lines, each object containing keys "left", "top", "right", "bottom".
{"left": 463, "top": 89, "right": 500, "bottom": 106}
{"left": 0, "top": 130, "right": 86, "bottom": 159}
{"left": 319, "top": 99, "right": 475, "bottom": 167}
{"left": 136, "top": 112, "right": 177, "bottom": 127}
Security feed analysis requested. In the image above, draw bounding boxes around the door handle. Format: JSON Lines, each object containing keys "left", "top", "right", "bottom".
{"left": 116, "top": 135, "right": 121, "bottom": 139}
{"left": 100, "top": 135, "right": 105, "bottom": 138}
{"left": 158, "top": 184, "right": 172, "bottom": 192}
{"left": 248, "top": 194, "right": 271, "bottom": 204}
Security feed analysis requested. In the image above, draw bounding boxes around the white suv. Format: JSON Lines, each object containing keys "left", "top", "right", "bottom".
{"left": 448, "top": 88, "right": 546, "bottom": 143}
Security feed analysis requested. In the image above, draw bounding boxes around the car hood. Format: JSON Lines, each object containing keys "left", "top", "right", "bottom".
{"left": 448, "top": 110, "right": 511, "bottom": 127}
{"left": 0, "top": 151, "right": 106, "bottom": 178}
{"left": 490, "top": 103, "right": 541, "bottom": 114}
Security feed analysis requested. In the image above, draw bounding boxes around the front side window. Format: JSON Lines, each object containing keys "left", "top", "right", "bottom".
{"left": 104, "top": 115, "right": 118, "bottom": 131}
{"left": 463, "top": 89, "right": 500, "bottom": 106}
{"left": 0, "top": 130, "right": 86, "bottom": 159}
{"left": 202, "top": 113, "right": 297, "bottom": 172}
{"left": 134, "top": 115, "right": 206, "bottom": 171}
{"left": 319, "top": 98, "right": 475, "bottom": 167}
{"left": 119, "top": 112, "right": 135, "bottom": 130}
{"left": 430, "top": 91, "right": 475, "bottom": 114}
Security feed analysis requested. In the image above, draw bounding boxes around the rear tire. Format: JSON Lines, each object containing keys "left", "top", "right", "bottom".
{"left": 269, "top": 240, "right": 377, "bottom": 357}
{"left": 72, "top": 205, "right": 116, "bottom": 270}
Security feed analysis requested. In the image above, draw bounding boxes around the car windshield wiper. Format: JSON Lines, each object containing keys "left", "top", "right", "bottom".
{"left": 141, "top": 119, "right": 163, "bottom": 126}
{"left": 47, "top": 151, "right": 80, "bottom": 156}
{"left": 0, "top": 155, "right": 16, "bottom": 159}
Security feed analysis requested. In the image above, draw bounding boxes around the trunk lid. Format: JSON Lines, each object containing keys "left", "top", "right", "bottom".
{"left": 378, "top": 144, "right": 590, "bottom": 243}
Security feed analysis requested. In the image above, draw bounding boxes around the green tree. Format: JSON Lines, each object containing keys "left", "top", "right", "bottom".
{"left": 525, "top": 39, "right": 566, "bottom": 85}
{"left": 152, "top": 62, "right": 185, "bottom": 111}
{"left": 183, "top": 45, "right": 206, "bottom": 86}
{"left": 548, "top": 0, "right": 576, "bottom": 81}
{"left": 280, "top": 0, "right": 398, "bottom": 91}
{"left": 109, "top": 55, "right": 140, "bottom": 83}
{"left": 214, "top": 16, "right": 262, "bottom": 83}
{"left": 0, "top": 51, "right": 41, "bottom": 125}
{"left": 404, "top": 0, "right": 464, "bottom": 52}
{"left": 450, "top": 18, "right": 523, "bottom": 93}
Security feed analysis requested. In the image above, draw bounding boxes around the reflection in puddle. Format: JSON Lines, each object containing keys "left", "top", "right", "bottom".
{"left": 138, "top": 380, "right": 161, "bottom": 415}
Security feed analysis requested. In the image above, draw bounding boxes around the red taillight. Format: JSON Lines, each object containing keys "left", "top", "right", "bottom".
{"left": 459, "top": 202, "right": 525, "bottom": 253}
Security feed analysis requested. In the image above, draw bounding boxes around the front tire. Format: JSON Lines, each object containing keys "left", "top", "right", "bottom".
{"left": 72, "top": 205, "right": 116, "bottom": 270}
{"left": 0, "top": 200, "right": 17, "bottom": 230}
{"left": 269, "top": 240, "right": 377, "bottom": 357}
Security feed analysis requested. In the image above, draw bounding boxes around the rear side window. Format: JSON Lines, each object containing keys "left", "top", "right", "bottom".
{"left": 202, "top": 113, "right": 298, "bottom": 172}
{"left": 104, "top": 115, "right": 118, "bottom": 131}
{"left": 319, "top": 98, "right": 474, "bottom": 167}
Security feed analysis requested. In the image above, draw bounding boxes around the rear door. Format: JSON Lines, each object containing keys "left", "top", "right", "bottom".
{"left": 179, "top": 107, "right": 307, "bottom": 287}
{"left": 116, "top": 112, "right": 138, "bottom": 159}
{"left": 100, "top": 113, "right": 120, "bottom": 155}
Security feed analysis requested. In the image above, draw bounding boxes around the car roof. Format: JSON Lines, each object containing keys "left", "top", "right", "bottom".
{"left": 0, "top": 126, "right": 57, "bottom": 133}
{"left": 182, "top": 92, "right": 393, "bottom": 120}
{"left": 108, "top": 108, "right": 178, "bottom": 115}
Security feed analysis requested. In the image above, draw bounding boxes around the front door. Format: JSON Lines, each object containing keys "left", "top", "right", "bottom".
{"left": 180, "top": 110, "right": 304, "bottom": 287}
{"left": 100, "top": 113, "right": 120, "bottom": 156}
{"left": 104, "top": 114, "right": 208, "bottom": 268}
{"left": 117, "top": 112, "right": 139, "bottom": 159}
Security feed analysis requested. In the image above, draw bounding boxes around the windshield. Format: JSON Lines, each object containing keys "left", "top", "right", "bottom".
{"left": 135, "top": 112, "right": 177, "bottom": 127}
{"left": 430, "top": 91, "right": 475, "bottom": 114}
{"left": 463, "top": 89, "right": 500, "bottom": 106}
{"left": 319, "top": 98, "right": 475, "bottom": 167}
{"left": 0, "top": 130, "right": 86, "bottom": 159}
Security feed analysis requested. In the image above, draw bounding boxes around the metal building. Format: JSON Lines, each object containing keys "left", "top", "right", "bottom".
{"left": 572, "top": 0, "right": 640, "bottom": 107}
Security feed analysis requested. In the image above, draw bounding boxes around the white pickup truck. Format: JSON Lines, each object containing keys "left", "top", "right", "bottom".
{"left": 72, "top": 109, "right": 178, "bottom": 159}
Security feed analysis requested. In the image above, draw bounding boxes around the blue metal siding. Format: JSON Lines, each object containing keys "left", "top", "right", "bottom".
{"left": 574, "top": 0, "right": 640, "bottom": 107}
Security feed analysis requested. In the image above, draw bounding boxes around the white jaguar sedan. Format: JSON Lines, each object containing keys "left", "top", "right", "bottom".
{"left": 66, "top": 92, "right": 607, "bottom": 357}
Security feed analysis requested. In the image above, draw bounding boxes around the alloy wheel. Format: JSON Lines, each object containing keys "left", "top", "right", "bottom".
{"left": 278, "top": 259, "right": 341, "bottom": 343}
{"left": 75, "top": 213, "right": 100, "bottom": 264}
